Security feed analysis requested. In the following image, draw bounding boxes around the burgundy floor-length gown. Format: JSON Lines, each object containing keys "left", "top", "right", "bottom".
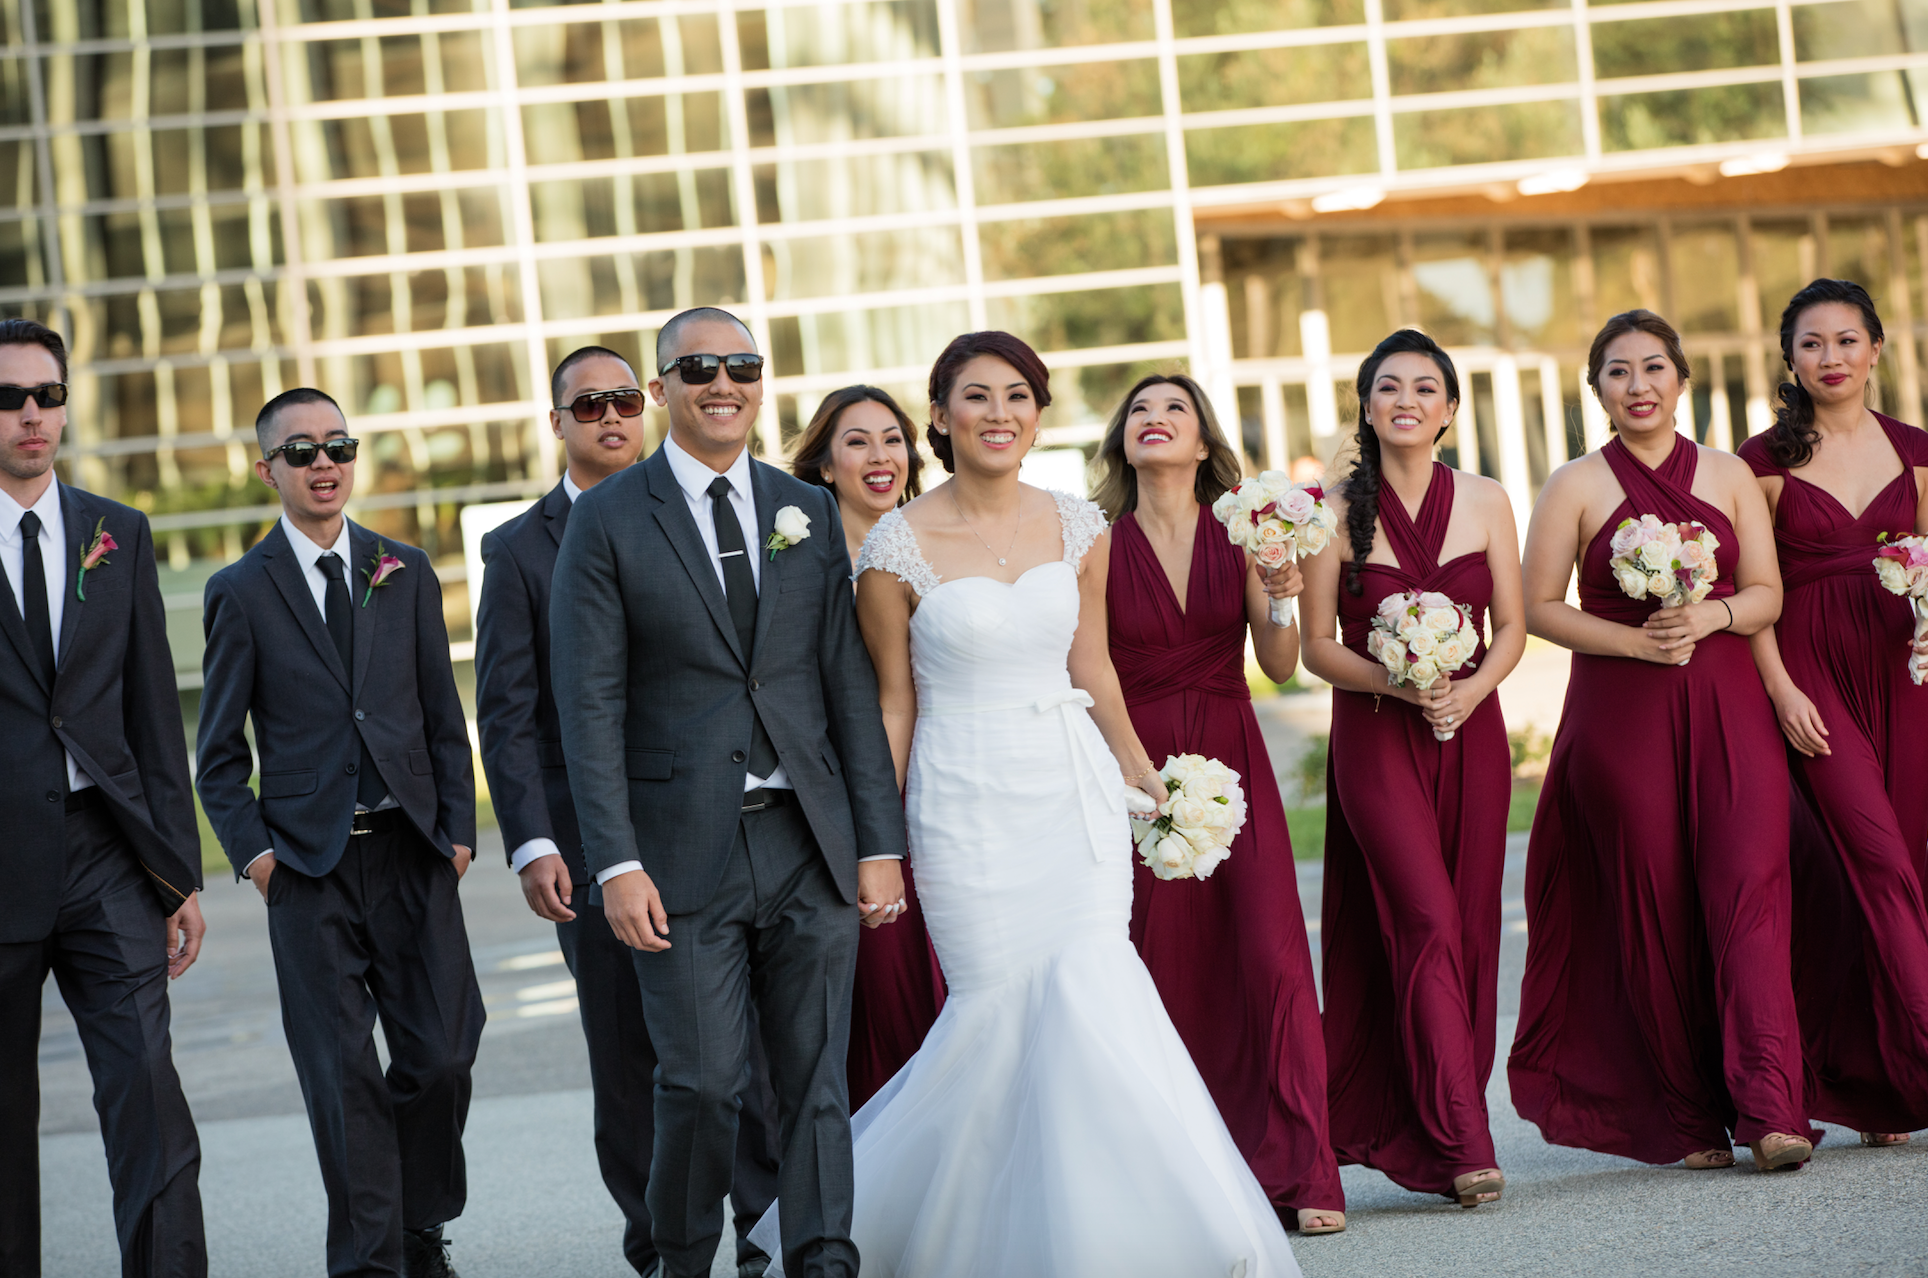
{"left": 1740, "top": 414, "right": 1928, "bottom": 1134}
{"left": 1510, "top": 435, "right": 1810, "bottom": 1163}
{"left": 843, "top": 540, "right": 947, "bottom": 1109}
{"left": 1322, "top": 463, "right": 1510, "bottom": 1197}
{"left": 1108, "top": 507, "right": 1346, "bottom": 1216}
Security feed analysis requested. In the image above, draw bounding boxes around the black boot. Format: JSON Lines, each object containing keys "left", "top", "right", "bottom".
{"left": 401, "top": 1224, "right": 460, "bottom": 1278}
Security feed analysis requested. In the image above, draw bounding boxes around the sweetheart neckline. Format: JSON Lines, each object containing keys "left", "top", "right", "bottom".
{"left": 921, "top": 559, "right": 1072, "bottom": 597}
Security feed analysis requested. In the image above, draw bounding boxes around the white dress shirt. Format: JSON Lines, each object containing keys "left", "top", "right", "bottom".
{"left": 247, "top": 514, "right": 393, "bottom": 875}
{"left": 0, "top": 478, "right": 92, "bottom": 792}
{"left": 596, "top": 436, "right": 797, "bottom": 887}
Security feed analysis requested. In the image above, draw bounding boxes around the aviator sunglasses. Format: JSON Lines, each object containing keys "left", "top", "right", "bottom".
{"left": 561, "top": 388, "right": 647, "bottom": 422}
{"left": 0, "top": 383, "right": 68, "bottom": 411}
{"left": 658, "top": 353, "right": 764, "bottom": 385}
{"left": 265, "top": 437, "right": 360, "bottom": 467}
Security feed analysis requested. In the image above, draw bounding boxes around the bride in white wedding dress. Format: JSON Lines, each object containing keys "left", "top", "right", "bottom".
{"left": 751, "top": 333, "right": 1299, "bottom": 1278}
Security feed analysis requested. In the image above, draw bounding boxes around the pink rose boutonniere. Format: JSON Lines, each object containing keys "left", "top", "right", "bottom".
{"left": 76, "top": 517, "right": 117, "bottom": 601}
{"left": 360, "top": 543, "right": 405, "bottom": 607}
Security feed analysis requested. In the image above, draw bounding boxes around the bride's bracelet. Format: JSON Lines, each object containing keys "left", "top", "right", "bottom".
{"left": 1121, "top": 758, "right": 1157, "bottom": 786}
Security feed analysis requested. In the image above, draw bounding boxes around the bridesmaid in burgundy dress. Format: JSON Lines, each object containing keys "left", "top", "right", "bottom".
{"left": 790, "top": 386, "right": 947, "bottom": 1107}
{"left": 1300, "top": 329, "right": 1524, "bottom": 1209}
{"left": 1092, "top": 373, "right": 1347, "bottom": 1235}
{"left": 1509, "top": 309, "right": 1815, "bottom": 1173}
{"left": 1739, "top": 279, "right": 1928, "bottom": 1146}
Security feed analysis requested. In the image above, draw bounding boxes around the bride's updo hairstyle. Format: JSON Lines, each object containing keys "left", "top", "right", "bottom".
{"left": 1090, "top": 372, "right": 1244, "bottom": 521}
{"left": 1766, "top": 278, "right": 1885, "bottom": 469}
{"left": 926, "top": 330, "right": 1052, "bottom": 474}
{"left": 1583, "top": 309, "right": 1691, "bottom": 432}
{"left": 1342, "top": 328, "right": 1460, "bottom": 597}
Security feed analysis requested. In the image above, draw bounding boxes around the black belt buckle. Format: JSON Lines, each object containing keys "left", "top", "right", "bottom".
{"left": 350, "top": 823, "right": 374, "bottom": 837}
{"left": 741, "top": 787, "right": 784, "bottom": 814}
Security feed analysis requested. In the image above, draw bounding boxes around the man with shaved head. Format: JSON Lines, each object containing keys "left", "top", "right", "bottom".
{"left": 475, "top": 344, "right": 780, "bottom": 1276}
{"left": 550, "top": 309, "right": 906, "bottom": 1278}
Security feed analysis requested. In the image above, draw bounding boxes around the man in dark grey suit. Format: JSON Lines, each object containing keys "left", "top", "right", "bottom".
{"left": 196, "top": 389, "right": 482, "bottom": 1278}
{"left": 0, "top": 318, "right": 206, "bottom": 1278}
{"left": 551, "top": 309, "right": 906, "bottom": 1278}
{"left": 474, "top": 345, "right": 779, "bottom": 1276}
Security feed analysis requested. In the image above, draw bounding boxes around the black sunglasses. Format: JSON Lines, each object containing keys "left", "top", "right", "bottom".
{"left": 265, "top": 437, "right": 360, "bottom": 467}
{"left": 561, "top": 388, "right": 646, "bottom": 422}
{"left": 658, "top": 353, "right": 764, "bottom": 385}
{"left": 0, "top": 383, "right": 68, "bottom": 411}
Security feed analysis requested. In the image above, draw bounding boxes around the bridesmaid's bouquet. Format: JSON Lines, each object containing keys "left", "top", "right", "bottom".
{"left": 1211, "top": 471, "right": 1338, "bottom": 627}
{"left": 1873, "top": 533, "right": 1928, "bottom": 685}
{"left": 1608, "top": 514, "right": 1720, "bottom": 609}
{"left": 1129, "top": 754, "right": 1248, "bottom": 881}
{"left": 1366, "top": 590, "right": 1481, "bottom": 741}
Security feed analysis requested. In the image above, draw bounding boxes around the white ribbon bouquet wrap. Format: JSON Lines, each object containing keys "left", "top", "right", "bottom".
{"left": 1364, "top": 590, "right": 1482, "bottom": 742}
{"left": 1874, "top": 533, "right": 1928, "bottom": 685}
{"left": 1210, "top": 471, "right": 1337, "bottom": 628}
{"left": 1127, "top": 754, "right": 1248, "bottom": 881}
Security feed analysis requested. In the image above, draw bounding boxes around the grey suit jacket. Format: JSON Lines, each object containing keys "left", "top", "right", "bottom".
{"left": 550, "top": 447, "right": 904, "bottom": 914}
{"left": 196, "top": 520, "right": 476, "bottom": 879}
{"left": 474, "top": 482, "right": 586, "bottom": 881}
{"left": 0, "top": 484, "right": 199, "bottom": 942}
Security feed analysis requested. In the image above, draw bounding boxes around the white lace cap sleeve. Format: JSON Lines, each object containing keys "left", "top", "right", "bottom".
{"left": 1052, "top": 490, "right": 1109, "bottom": 571}
{"left": 855, "top": 508, "right": 941, "bottom": 597}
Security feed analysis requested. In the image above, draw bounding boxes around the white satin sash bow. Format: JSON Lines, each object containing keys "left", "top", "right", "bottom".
{"left": 917, "top": 687, "right": 1123, "bottom": 861}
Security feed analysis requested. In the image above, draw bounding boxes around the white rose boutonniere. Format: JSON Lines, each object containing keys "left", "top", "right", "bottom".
{"left": 766, "top": 505, "right": 812, "bottom": 560}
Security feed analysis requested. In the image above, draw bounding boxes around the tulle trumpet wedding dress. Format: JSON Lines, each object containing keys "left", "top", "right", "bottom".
{"left": 752, "top": 491, "right": 1300, "bottom": 1278}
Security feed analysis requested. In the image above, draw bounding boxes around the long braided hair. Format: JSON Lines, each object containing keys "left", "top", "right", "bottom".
{"left": 1766, "top": 278, "right": 1885, "bottom": 470}
{"left": 1342, "top": 329, "right": 1461, "bottom": 597}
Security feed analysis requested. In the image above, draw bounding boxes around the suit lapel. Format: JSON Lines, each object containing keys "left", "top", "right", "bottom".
{"left": 646, "top": 450, "right": 746, "bottom": 668}
{"left": 55, "top": 483, "right": 88, "bottom": 666}
{"left": 0, "top": 547, "right": 46, "bottom": 696}
{"left": 260, "top": 522, "right": 351, "bottom": 693}
{"left": 748, "top": 461, "right": 785, "bottom": 668}
{"left": 348, "top": 522, "right": 377, "bottom": 700}
{"left": 543, "top": 481, "right": 569, "bottom": 548}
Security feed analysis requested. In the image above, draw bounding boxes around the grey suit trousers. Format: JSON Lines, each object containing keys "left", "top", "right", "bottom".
{"left": 630, "top": 797, "right": 859, "bottom": 1278}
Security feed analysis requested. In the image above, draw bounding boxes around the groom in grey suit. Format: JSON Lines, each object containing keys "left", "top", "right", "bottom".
{"left": 550, "top": 308, "right": 905, "bottom": 1278}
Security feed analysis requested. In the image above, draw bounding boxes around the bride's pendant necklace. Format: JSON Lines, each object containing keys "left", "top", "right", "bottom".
{"left": 953, "top": 487, "right": 1021, "bottom": 567}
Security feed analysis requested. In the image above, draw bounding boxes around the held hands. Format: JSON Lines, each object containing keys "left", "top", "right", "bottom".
{"left": 603, "top": 867, "right": 672, "bottom": 952}
{"left": 1638, "top": 601, "right": 1723, "bottom": 665}
{"left": 519, "top": 853, "right": 577, "bottom": 923}
{"left": 1769, "top": 681, "right": 1831, "bottom": 757}
{"left": 165, "top": 893, "right": 205, "bottom": 979}
{"left": 857, "top": 858, "right": 907, "bottom": 929}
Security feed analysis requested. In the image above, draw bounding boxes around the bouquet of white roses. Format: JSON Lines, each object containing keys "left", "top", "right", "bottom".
{"left": 1210, "top": 470, "right": 1337, "bottom": 628}
{"left": 1129, "top": 754, "right": 1248, "bottom": 881}
{"left": 1365, "top": 590, "right": 1482, "bottom": 742}
{"left": 1608, "top": 514, "right": 1719, "bottom": 610}
{"left": 1874, "top": 532, "right": 1928, "bottom": 685}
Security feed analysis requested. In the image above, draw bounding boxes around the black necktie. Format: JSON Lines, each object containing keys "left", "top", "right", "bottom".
{"left": 318, "top": 552, "right": 385, "bottom": 809}
{"left": 707, "top": 477, "right": 779, "bottom": 779}
{"left": 18, "top": 511, "right": 56, "bottom": 688}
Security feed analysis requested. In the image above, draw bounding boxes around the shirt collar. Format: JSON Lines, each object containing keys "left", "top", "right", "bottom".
{"left": 562, "top": 471, "right": 583, "bottom": 505}
{"left": 0, "top": 477, "right": 60, "bottom": 545}
{"left": 279, "top": 513, "right": 352, "bottom": 568}
{"left": 662, "top": 431, "right": 752, "bottom": 505}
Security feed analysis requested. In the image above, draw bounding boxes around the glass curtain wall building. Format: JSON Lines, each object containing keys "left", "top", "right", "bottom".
{"left": 1, "top": 0, "right": 1925, "bottom": 662}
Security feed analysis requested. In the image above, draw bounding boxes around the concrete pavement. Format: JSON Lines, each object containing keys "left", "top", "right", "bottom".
{"left": 39, "top": 825, "right": 1928, "bottom": 1278}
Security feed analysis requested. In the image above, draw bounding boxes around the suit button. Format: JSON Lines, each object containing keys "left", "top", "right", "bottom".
{"left": 346, "top": 764, "right": 358, "bottom": 775}
{"left": 731, "top": 750, "right": 746, "bottom": 764}
{"left": 46, "top": 790, "right": 59, "bottom": 803}
{"left": 50, "top": 716, "right": 61, "bottom": 728}
{"left": 749, "top": 679, "right": 760, "bottom": 691}
{"left": 354, "top": 709, "right": 365, "bottom": 721}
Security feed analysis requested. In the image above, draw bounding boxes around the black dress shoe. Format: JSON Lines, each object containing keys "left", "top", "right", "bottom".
{"left": 401, "top": 1225, "right": 460, "bottom": 1278}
